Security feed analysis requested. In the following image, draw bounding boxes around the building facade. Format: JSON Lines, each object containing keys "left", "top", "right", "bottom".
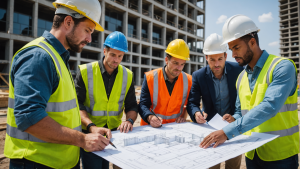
{"left": 0, "top": 0, "right": 205, "bottom": 86}
{"left": 279, "top": 0, "right": 300, "bottom": 72}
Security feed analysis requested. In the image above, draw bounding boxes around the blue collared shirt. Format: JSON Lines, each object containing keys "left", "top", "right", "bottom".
{"left": 11, "top": 31, "right": 70, "bottom": 131}
{"left": 223, "top": 50, "right": 297, "bottom": 139}
{"left": 208, "top": 67, "right": 231, "bottom": 116}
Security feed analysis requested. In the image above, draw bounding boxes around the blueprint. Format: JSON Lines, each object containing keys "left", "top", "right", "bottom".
{"left": 93, "top": 122, "right": 278, "bottom": 169}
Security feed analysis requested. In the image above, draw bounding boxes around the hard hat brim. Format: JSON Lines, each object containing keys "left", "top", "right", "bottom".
{"left": 53, "top": 2, "right": 104, "bottom": 32}
{"left": 165, "top": 51, "right": 190, "bottom": 61}
{"left": 221, "top": 29, "right": 260, "bottom": 45}
{"left": 203, "top": 50, "right": 226, "bottom": 55}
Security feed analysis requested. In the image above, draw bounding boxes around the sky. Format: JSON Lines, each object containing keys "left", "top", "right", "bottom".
{"left": 204, "top": 0, "right": 280, "bottom": 62}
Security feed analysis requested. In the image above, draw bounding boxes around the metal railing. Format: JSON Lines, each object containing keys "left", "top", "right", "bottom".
{"left": 179, "top": 8, "right": 185, "bottom": 15}
{"left": 178, "top": 24, "right": 185, "bottom": 30}
{"left": 152, "top": 38, "right": 162, "bottom": 45}
{"left": 86, "top": 42, "right": 99, "bottom": 47}
{"left": 142, "top": 9, "right": 151, "bottom": 17}
{"left": 154, "top": 0, "right": 163, "bottom": 4}
{"left": 128, "top": 3, "right": 138, "bottom": 12}
{"left": 128, "top": 33, "right": 138, "bottom": 39}
{"left": 188, "top": 13, "right": 193, "bottom": 19}
{"left": 189, "top": 47, "right": 196, "bottom": 52}
{"left": 154, "top": 14, "right": 164, "bottom": 23}
{"left": 187, "top": 27, "right": 194, "bottom": 34}
{"left": 167, "top": 20, "right": 175, "bottom": 27}
{"left": 142, "top": 33, "right": 149, "bottom": 42}
{"left": 111, "top": 0, "right": 125, "bottom": 6}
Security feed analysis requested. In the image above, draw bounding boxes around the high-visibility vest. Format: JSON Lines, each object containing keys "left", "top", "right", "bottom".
{"left": 140, "top": 68, "right": 192, "bottom": 125}
{"left": 236, "top": 54, "right": 299, "bottom": 161}
{"left": 4, "top": 37, "right": 81, "bottom": 169}
{"left": 79, "top": 61, "right": 132, "bottom": 130}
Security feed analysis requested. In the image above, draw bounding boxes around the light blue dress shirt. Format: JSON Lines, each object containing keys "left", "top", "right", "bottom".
{"left": 223, "top": 50, "right": 297, "bottom": 139}
{"left": 210, "top": 68, "right": 231, "bottom": 116}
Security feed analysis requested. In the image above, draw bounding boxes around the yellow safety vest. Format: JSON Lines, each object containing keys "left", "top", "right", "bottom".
{"left": 236, "top": 54, "right": 299, "bottom": 161}
{"left": 79, "top": 61, "right": 132, "bottom": 130}
{"left": 4, "top": 37, "right": 81, "bottom": 169}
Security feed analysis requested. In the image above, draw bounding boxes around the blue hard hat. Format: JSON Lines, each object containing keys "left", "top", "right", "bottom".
{"left": 103, "top": 31, "right": 128, "bottom": 52}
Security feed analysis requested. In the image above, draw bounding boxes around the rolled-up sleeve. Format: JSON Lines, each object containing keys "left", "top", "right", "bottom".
{"left": 11, "top": 49, "right": 56, "bottom": 131}
{"left": 138, "top": 75, "right": 152, "bottom": 123}
{"left": 186, "top": 72, "right": 202, "bottom": 123}
{"left": 223, "top": 60, "right": 297, "bottom": 139}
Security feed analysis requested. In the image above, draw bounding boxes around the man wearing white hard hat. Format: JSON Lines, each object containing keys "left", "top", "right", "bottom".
{"left": 187, "top": 33, "right": 243, "bottom": 169}
{"left": 200, "top": 15, "right": 299, "bottom": 169}
{"left": 4, "top": 0, "right": 110, "bottom": 168}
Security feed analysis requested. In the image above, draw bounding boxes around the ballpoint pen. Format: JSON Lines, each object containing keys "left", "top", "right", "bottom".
{"left": 109, "top": 141, "right": 117, "bottom": 149}
{"left": 150, "top": 108, "right": 163, "bottom": 127}
{"left": 200, "top": 111, "right": 208, "bottom": 125}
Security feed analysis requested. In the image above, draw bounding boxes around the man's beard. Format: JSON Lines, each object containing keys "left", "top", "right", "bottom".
{"left": 237, "top": 45, "right": 254, "bottom": 66}
{"left": 66, "top": 28, "right": 88, "bottom": 53}
{"left": 167, "top": 65, "right": 180, "bottom": 77}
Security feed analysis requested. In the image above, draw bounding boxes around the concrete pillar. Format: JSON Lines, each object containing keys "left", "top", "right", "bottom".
{"left": 137, "top": 67, "right": 141, "bottom": 85}
{"left": 183, "top": 20, "right": 187, "bottom": 31}
{"left": 148, "top": 22, "right": 153, "bottom": 43}
{"left": 138, "top": 0, "right": 142, "bottom": 13}
{"left": 136, "top": 17, "right": 142, "bottom": 40}
{"left": 124, "top": 0, "right": 129, "bottom": 7}
{"left": 162, "top": 11, "right": 167, "bottom": 24}
{"left": 76, "top": 53, "right": 81, "bottom": 71}
{"left": 149, "top": 46, "right": 152, "bottom": 56}
{"left": 123, "top": 11, "right": 128, "bottom": 36}
{"left": 163, "top": 0, "right": 167, "bottom": 7}
{"left": 184, "top": 4, "right": 188, "bottom": 16}
{"left": 32, "top": 1, "right": 38, "bottom": 37}
{"left": 100, "top": 1, "right": 105, "bottom": 48}
{"left": 193, "top": 24, "right": 197, "bottom": 35}
{"left": 193, "top": 8, "right": 197, "bottom": 21}
{"left": 174, "top": 31, "right": 178, "bottom": 39}
{"left": 149, "top": 4, "right": 154, "bottom": 19}
{"left": 162, "top": 27, "right": 166, "bottom": 46}
{"left": 6, "top": 0, "right": 14, "bottom": 34}
{"left": 174, "top": 0, "right": 179, "bottom": 12}
{"left": 174, "top": 16, "right": 178, "bottom": 28}
{"left": 183, "top": 35, "right": 187, "bottom": 42}
{"left": 4, "top": 39, "right": 13, "bottom": 74}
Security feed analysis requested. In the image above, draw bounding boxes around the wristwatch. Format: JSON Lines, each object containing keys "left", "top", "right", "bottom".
{"left": 127, "top": 118, "right": 134, "bottom": 125}
{"left": 86, "top": 123, "right": 96, "bottom": 133}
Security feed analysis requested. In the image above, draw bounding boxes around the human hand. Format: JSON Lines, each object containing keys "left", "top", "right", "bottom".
{"left": 175, "top": 116, "right": 186, "bottom": 123}
{"left": 83, "top": 133, "right": 110, "bottom": 152}
{"left": 117, "top": 121, "right": 133, "bottom": 133}
{"left": 199, "top": 130, "right": 228, "bottom": 149}
{"left": 222, "top": 114, "right": 235, "bottom": 123}
{"left": 195, "top": 111, "right": 207, "bottom": 124}
{"left": 89, "top": 126, "right": 112, "bottom": 140}
{"left": 148, "top": 115, "right": 163, "bottom": 128}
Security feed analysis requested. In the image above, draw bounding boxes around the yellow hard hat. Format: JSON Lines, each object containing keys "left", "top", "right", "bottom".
{"left": 165, "top": 39, "right": 190, "bottom": 61}
{"left": 53, "top": 0, "right": 104, "bottom": 31}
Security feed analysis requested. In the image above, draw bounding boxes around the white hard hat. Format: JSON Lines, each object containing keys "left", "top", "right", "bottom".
{"left": 221, "top": 14, "right": 260, "bottom": 45}
{"left": 53, "top": 0, "right": 104, "bottom": 31}
{"left": 203, "top": 33, "right": 227, "bottom": 55}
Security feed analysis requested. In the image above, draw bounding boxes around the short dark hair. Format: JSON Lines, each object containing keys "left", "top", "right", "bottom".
{"left": 166, "top": 54, "right": 172, "bottom": 60}
{"left": 52, "top": 14, "right": 88, "bottom": 29}
{"left": 240, "top": 32, "right": 259, "bottom": 47}
{"left": 104, "top": 45, "right": 110, "bottom": 51}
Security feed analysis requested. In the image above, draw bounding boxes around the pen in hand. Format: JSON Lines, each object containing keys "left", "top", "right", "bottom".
{"left": 150, "top": 108, "right": 162, "bottom": 127}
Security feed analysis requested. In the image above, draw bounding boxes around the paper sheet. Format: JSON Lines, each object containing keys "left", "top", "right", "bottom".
{"left": 207, "top": 113, "right": 229, "bottom": 130}
{"left": 93, "top": 122, "right": 278, "bottom": 169}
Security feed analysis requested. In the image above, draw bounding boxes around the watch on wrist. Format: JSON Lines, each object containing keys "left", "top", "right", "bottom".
{"left": 86, "top": 123, "right": 96, "bottom": 133}
{"left": 127, "top": 118, "right": 134, "bottom": 125}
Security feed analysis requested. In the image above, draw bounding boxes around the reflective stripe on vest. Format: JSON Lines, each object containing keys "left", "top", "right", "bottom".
{"left": 152, "top": 71, "right": 188, "bottom": 119}
{"left": 6, "top": 124, "right": 82, "bottom": 143}
{"left": 241, "top": 103, "right": 297, "bottom": 116}
{"left": 86, "top": 63, "right": 127, "bottom": 116}
{"left": 8, "top": 98, "right": 77, "bottom": 112}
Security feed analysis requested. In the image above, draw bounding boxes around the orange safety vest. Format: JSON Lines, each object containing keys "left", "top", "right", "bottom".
{"left": 140, "top": 68, "right": 192, "bottom": 125}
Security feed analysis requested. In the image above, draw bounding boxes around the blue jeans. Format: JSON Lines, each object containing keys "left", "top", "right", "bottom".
{"left": 9, "top": 158, "right": 80, "bottom": 169}
{"left": 80, "top": 148, "right": 109, "bottom": 169}
{"left": 246, "top": 151, "right": 299, "bottom": 169}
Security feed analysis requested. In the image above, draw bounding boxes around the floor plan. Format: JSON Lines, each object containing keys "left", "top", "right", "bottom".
{"left": 93, "top": 122, "right": 278, "bottom": 169}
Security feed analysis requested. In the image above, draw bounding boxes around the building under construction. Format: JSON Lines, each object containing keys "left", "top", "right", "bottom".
{"left": 279, "top": 0, "right": 300, "bottom": 72}
{"left": 0, "top": 0, "right": 206, "bottom": 86}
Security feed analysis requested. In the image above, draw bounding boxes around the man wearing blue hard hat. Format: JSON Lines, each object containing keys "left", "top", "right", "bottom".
{"left": 75, "top": 31, "right": 138, "bottom": 169}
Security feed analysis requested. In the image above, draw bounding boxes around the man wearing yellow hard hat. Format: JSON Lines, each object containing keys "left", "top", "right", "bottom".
{"left": 139, "top": 39, "right": 192, "bottom": 127}
{"left": 4, "top": 0, "right": 110, "bottom": 168}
